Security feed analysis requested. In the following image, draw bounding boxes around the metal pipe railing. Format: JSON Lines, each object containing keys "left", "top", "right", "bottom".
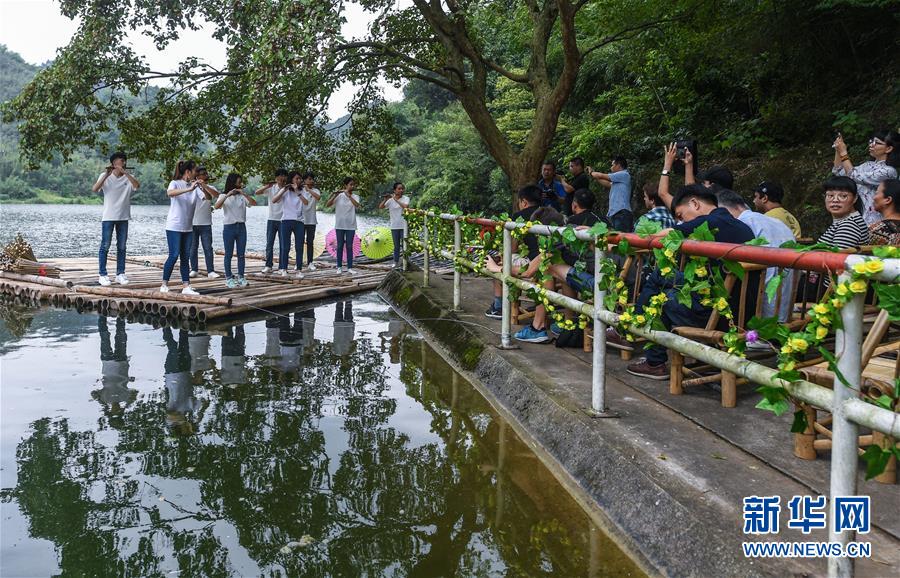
{"left": 410, "top": 209, "right": 900, "bottom": 578}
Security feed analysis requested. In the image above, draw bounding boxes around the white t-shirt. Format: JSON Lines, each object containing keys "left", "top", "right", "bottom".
{"left": 221, "top": 193, "right": 249, "bottom": 225}
{"left": 333, "top": 192, "right": 360, "bottom": 230}
{"left": 385, "top": 195, "right": 409, "bottom": 229}
{"left": 265, "top": 185, "right": 284, "bottom": 221}
{"left": 97, "top": 172, "right": 134, "bottom": 221}
{"left": 166, "top": 180, "right": 205, "bottom": 232}
{"left": 302, "top": 187, "right": 320, "bottom": 225}
{"left": 192, "top": 184, "right": 217, "bottom": 226}
{"left": 281, "top": 188, "right": 305, "bottom": 222}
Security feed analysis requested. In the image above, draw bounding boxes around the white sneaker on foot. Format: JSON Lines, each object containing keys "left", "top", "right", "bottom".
{"left": 98, "top": 275, "right": 112, "bottom": 286}
{"left": 159, "top": 284, "right": 170, "bottom": 293}
{"left": 207, "top": 271, "right": 220, "bottom": 278}
{"left": 261, "top": 266, "right": 272, "bottom": 274}
{"left": 295, "top": 271, "right": 304, "bottom": 279}
{"left": 189, "top": 270, "right": 198, "bottom": 278}
{"left": 278, "top": 269, "right": 288, "bottom": 277}
{"left": 182, "top": 287, "right": 199, "bottom": 296}
{"left": 346, "top": 268, "right": 357, "bottom": 275}
{"left": 336, "top": 267, "right": 344, "bottom": 274}
{"left": 115, "top": 273, "right": 129, "bottom": 285}
{"left": 307, "top": 263, "right": 317, "bottom": 271}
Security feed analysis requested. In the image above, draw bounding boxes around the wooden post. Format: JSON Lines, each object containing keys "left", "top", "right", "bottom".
{"left": 669, "top": 350, "right": 684, "bottom": 395}
{"left": 794, "top": 403, "right": 818, "bottom": 460}
{"left": 721, "top": 371, "right": 737, "bottom": 408}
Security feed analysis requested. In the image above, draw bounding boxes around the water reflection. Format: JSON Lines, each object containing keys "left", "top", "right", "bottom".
{"left": 0, "top": 297, "right": 643, "bottom": 577}
{"left": 91, "top": 316, "right": 136, "bottom": 426}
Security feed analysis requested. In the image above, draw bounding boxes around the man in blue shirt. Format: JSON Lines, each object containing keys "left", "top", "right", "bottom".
{"left": 537, "top": 161, "right": 566, "bottom": 211}
{"left": 607, "top": 185, "right": 756, "bottom": 379}
{"left": 588, "top": 156, "right": 633, "bottom": 232}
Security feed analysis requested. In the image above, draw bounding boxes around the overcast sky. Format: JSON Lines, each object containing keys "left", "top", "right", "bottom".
{"left": 0, "top": 0, "right": 404, "bottom": 118}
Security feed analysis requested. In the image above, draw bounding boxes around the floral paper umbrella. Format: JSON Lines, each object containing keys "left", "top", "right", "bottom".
{"left": 360, "top": 227, "right": 395, "bottom": 260}
{"left": 325, "top": 228, "right": 362, "bottom": 258}
{"left": 289, "top": 231, "right": 327, "bottom": 261}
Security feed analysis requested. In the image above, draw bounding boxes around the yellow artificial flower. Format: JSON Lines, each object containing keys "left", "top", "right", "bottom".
{"left": 781, "top": 360, "right": 796, "bottom": 372}
{"left": 849, "top": 280, "right": 867, "bottom": 294}
{"left": 618, "top": 294, "right": 627, "bottom": 305}
{"left": 699, "top": 287, "right": 710, "bottom": 295}
{"left": 635, "top": 315, "right": 647, "bottom": 325}
{"left": 789, "top": 337, "right": 809, "bottom": 352}
{"left": 852, "top": 262, "right": 867, "bottom": 274}
{"left": 831, "top": 298, "right": 844, "bottom": 309}
{"left": 815, "top": 326, "right": 828, "bottom": 340}
{"left": 661, "top": 266, "right": 672, "bottom": 276}
{"left": 835, "top": 284, "right": 849, "bottom": 296}
{"left": 620, "top": 311, "right": 632, "bottom": 323}
{"left": 701, "top": 298, "right": 711, "bottom": 307}
{"left": 695, "top": 267, "right": 707, "bottom": 278}
{"left": 645, "top": 306, "right": 658, "bottom": 316}
{"left": 781, "top": 344, "right": 793, "bottom": 355}
{"left": 864, "top": 259, "right": 884, "bottom": 274}
{"left": 813, "top": 303, "right": 829, "bottom": 315}
{"left": 616, "top": 280, "right": 625, "bottom": 289}
{"left": 664, "top": 249, "right": 675, "bottom": 259}
{"left": 715, "top": 297, "right": 729, "bottom": 311}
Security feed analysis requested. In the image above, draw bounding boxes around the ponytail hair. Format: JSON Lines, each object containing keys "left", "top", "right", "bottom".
{"left": 173, "top": 160, "right": 196, "bottom": 180}
{"left": 224, "top": 173, "right": 243, "bottom": 194}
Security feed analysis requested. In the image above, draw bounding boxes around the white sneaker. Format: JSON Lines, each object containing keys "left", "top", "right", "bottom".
{"left": 261, "top": 266, "right": 272, "bottom": 274}
{"left": 346, "top": 268, "right": 357, "bottom": 275}
{"left": 207, "top": 271, "right": 220, "bottom": 279}
{"left": 159, "top": 284, "right": 170, "bottom": 293}
{"left": 182, "top": 287, "right": 199, "bottom": 296}
{"left": 189, "top": 270, "right": 198, "bottom": 278}
{"left": 307, "top": 263, "right": 317, "bottom": 271}
{"left": 278, "top": 269, "right": 288, "bottom": 277}
{"left": 295, "top": 271, "right": 304, "bottom": 279}
{"left": 336, "top": 267, "right": 344, "bottom": 274}
{"left": 98, "top": 275, "right": 112, "bottom": 286}
{"left": 115, "top": 273, "right": 129, "bottom": 285}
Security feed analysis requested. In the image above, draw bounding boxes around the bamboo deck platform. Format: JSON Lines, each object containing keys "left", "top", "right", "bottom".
{"left": 0, "top": 252, "right": 391, "bottom": 327}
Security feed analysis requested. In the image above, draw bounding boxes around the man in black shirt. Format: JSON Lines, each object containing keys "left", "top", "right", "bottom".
{"left": 560, "top": 157, "right": 590, "bottom": 215}
{"left": 612, "top": 185, "right": 756, "bottom": 379}
{"left": 485, "top": 185, "right": 542, "bottom": 319}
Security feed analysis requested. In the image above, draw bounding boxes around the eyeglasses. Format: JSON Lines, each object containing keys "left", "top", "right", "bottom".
{"left": 824, "top": 192, "right": 853, "bottom": 202}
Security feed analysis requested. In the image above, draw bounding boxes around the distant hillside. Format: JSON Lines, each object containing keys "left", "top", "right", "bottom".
{"left": 0, "top": 45, "right": 169, "bottom": 205}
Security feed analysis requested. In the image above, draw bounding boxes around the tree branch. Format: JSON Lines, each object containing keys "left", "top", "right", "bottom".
{"left": 581, "top": 15, "right": 683, "bottom": 59}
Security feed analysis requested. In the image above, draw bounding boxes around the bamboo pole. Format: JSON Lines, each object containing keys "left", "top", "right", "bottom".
{"left": 70, "top": 285, "right": 231, "bottom": 306}
{"left": 199, "top": 280, "right": 381, "bottom": 320}
{"left": 0, "top": 271, "right": 73, "bottom": 288}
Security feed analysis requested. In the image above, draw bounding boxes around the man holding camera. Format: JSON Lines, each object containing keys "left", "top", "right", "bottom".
{"left": 537, "top": 161, "right": 566, "bottom": 211}
{"left": 588, "top": 156, "right": 633, "bottom": 232}
{"left": 92, "top": 152, "right": 140, "bottom": 286}
{"left": 558, "top": 157, "right": 590, "bottom": 215}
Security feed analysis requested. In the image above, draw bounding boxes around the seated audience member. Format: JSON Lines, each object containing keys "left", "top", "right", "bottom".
{"left": 870, "top": 178, "right": 900, "bottom": 246}
{"left": 485, "top": 185, "right": 542, "bottom": 319}
{"left": 609, "top": 185, "right": 755, "bottom": 379}
{"left": 484, "top": 207, "right": 567, "bottom": 344}
{"left": 818, "top": 176, "right": 869, "bottom": 250}
{"left": 637, "top": 182, "right": 675, "bottom": 229}
{"left": 559, "top": 157, "right": 591, "bottom": 215}
{"left": 718, "top": 190, "right": 796, "bottom": 321}
{"left": 537, "top": 161, "right": 566, "bottom": 211}
{"left": 587, "top": 156, "right": 633, "bottom": 232}
{"left": 566, "top": 188, "right": 606, "bottom": 228}
{"left": 832, "top": 129, "right": 899, "bottom": 225}
{"left": 752, "top": 181, "right": 802, "bottom": 239}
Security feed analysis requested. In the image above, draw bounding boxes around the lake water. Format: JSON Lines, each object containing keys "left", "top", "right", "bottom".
{"left": 0, "top": 204, "right": 388, "bottom": 260}
{"left": 0, "top": 294, "right": 644, "bottom": 577}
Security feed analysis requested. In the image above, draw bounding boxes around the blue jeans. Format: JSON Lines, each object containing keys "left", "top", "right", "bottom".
{"left": 391, "top": 228, "right": 404, "bottom": 264}
{"left": 304, "top": 224, "right": 317, "bottom": 266}
{"left": 635, "top": 270, "right": 711, "bottom": 366}
{"left": 335, "top": 229, "right": 355, "bottom": 268}
{"left": 99, "top": 220, "right": 128, "bottom": 276}
{"left": 163, "top": 230, "right": 193, "bottom": 283}
{"left": 609, "top": 210, "right": 634, "bottom": 233}
{"left": 223, "top": 223, "right": 247, "bottom": 279}
{"left": 190, "top": 225, "right": 214, "bottom": 273}
{"left": 265, "top": 220, "right": 281, "bottom": 268}
{"left": 279, "top": 220, "right": 305, "bottom": 270}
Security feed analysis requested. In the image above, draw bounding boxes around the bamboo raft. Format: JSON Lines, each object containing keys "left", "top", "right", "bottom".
{"left": 0, "top": 252, "right": 392, "bottom": 326}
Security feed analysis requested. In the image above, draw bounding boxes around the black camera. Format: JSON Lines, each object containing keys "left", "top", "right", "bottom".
{"left": 674, "top": 139, "right": 699, "bottom": 176}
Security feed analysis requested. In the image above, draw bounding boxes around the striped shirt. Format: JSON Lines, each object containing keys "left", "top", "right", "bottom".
{"left": 640, "top": 206, "right": 676, "bottom": 229}
{"left": 818, "top": 212, "right": 869, "bottom": 250}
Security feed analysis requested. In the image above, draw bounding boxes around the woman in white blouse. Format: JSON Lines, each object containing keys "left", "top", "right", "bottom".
{"left": 832, "top": 129, "right": 899, "bottom": 225}
{"left": 273, "top": 171, "right": 309, "bottom": 278}
{"left": 326, "top": 177, "right": 361, "bottom": 274}
{"left": 214, "top": 173, "right": 257, "bottom": 288}
{"left": 162, "top": 160, "right": 211, "bottom": 295}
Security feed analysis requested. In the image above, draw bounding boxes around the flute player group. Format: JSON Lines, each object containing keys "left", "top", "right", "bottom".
{"left": 92, "top": 153, "right": 375, "bottom": 295}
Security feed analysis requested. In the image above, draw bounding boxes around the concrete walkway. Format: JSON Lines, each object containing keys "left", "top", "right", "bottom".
{"left": 380, "top": 269, "right": 899, "bottom": 578}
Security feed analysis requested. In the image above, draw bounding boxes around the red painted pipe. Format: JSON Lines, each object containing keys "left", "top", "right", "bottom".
{"left": 607, "top": 233, "right": 849, "bottom": 273}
